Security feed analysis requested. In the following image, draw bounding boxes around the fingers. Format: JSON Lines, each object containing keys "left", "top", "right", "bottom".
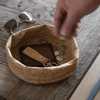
{"left": 60, "top": 11, "right": 79, "bottom": 39}
{"left": 72, "top": 28, "right": 78, "bottom": 37}
{"left": 54, "top": 2, "right": 65, "bottom": 37}
{"left": 54, "top": 0, "right": 81, "bottom": 39}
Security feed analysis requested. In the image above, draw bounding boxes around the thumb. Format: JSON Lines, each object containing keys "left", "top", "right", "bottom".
{"left": 60, "top": 11, "right": 79, "bottom": 39}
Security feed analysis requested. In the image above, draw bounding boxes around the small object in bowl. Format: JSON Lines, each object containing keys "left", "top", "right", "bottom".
{"left": 56, "top": 55, "right": 64, "bottom": 61}
{"left": 60, "top": 50, "right": 65, "bottom": 55}
{"left": 38, "top": 39, "right": 46, "bottom": 44}
{"left": 61, "top": 45, "right": 67, "bottom": 51}
{"left": 53, "top": 45, "right": 57, "bottom": 51}
{"left": 54, "top": 51, "right": 60, "bottom": 56}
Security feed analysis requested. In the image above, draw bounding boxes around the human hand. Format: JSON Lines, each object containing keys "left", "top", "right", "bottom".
{"left": 54, "top": 0, "right": 100, "bottom": 39}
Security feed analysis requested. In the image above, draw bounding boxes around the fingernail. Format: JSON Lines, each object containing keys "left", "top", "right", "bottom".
{"left": 61, "top": 31, "right": 65, "bottom": 36}
{"left": 60, "top": 29, "right": 66, "bottom": 36}
{"left": 59, "top": 36, "right": 66, "bottom": 40}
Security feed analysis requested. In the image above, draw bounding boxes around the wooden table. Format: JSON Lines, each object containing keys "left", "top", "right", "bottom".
{"left": 0, "top": 0, "right": 100, "bottom": 100}
{"left": 70, "top": 53, "right": 100, "bottom": 100}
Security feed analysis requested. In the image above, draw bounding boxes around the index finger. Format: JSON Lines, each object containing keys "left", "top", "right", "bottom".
{"left": 54, "top": 3, "right": 65, "bottom": 37}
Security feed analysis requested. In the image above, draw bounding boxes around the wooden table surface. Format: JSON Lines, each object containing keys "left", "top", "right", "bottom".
{"left": 0, "top": 0, "right": 100, "bottom": 100}
{"left": 70, "top": 53, "right": 100, "bottom": 100}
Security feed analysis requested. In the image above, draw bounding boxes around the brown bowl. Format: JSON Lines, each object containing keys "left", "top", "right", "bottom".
{"left": 6, "top": 24, "right": 79, "bottom": 84}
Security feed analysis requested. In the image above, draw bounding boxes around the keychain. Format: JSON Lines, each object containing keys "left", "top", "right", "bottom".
{"left": 22, "top": 47, "right": 58, "bottom": 67}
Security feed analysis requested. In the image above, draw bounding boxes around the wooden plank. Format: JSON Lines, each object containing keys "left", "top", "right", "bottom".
{"left": 0, "top": 27, "right": 20, "bottom": 98}
{"left": 70, "top": 53, "right": 100, "bottom": 100}
{"left": 6, "top": 80, "right": 66, "bottom": 100}
{"left": 0, "top": 6, "right": 21, "bottom": 98}
{"left": 0, "top": 0, "right": 56, "bottom": 10}
{"left": 0, "top": 64, "right": 20, "bottom": 97}
{"left": 0, "top": 0, "right": 55, "bottom": 24}
{"left": 0, "top": 6, "right": 19, "bottom": 22}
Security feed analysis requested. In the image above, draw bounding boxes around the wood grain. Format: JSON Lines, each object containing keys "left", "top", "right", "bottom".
{"left": 0, "top": 0, "right": 55, "bottom": 24}
{"left": 0, "top": 64, "right": 20, "bottom": 97}
{"left": 0, "top": 0, "right": 100, "bottom": 100}
{"left": 0, "top": 29, "right": 20, "bottom": 98}
{"left": 70, "top": 53, "right": 100, "bottom": 100}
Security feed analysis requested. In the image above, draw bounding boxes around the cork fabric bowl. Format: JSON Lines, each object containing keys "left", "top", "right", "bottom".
{"left": 6, "top": 24, "right": 79, "bottom": 84}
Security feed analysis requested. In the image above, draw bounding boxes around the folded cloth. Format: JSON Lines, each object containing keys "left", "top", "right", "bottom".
{"left": 19, "top": 43, "right": 57, "bottom": 67}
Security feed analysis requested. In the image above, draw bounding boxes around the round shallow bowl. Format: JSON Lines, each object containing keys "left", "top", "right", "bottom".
{"left": 6, "top": 24, "right": 79, "bottom": 84}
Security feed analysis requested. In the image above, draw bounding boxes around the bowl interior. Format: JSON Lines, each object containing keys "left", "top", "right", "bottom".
{"left": 10, "top": 25, "right": 77, "bottom": 66}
